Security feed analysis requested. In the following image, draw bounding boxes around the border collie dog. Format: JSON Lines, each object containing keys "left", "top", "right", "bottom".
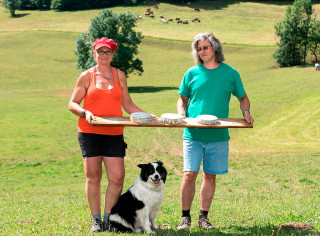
{"left": 107, "top": 161, "right": 167, "bottom": 234}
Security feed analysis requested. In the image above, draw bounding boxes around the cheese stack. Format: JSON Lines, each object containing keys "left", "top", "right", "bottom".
{"left": 130, "top": 112, "right": 153, "bottom": 124}
{"left": 160, "top": 113, "right": 184, "bottom": 124}
{"left": 197, "top": 115, "right": 218, "bottom": 125}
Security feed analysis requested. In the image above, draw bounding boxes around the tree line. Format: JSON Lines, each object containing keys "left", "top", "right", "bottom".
{"left": 2, "top": 0, "right": 195, "bottom": 15}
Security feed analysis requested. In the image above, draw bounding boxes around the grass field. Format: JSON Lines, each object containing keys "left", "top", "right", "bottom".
{"left": 0, "top": 0, "right": 320, "bottom": 235}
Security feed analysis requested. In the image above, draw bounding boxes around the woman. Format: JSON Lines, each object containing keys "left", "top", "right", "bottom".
{"left": 69, "top": 37, "right": 146, "bottom": 232}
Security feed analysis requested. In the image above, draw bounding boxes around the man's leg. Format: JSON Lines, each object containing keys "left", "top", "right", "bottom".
{"left": 197, "top": 172, "right": 216, "bottom": 229}
{"left": 177, "top": 171, "right": 198, "bottom": 230}
{"left": 181, "top": 171, "right": 198, "bottom": 210}
{"left": 198, "top": 140, "right": 229, "bottom": 229}
{"left": 200, "top": 172, "right": 216, "bottom": 211}
{"left": 178, "top": 139, "right": 203, "bottom": 230}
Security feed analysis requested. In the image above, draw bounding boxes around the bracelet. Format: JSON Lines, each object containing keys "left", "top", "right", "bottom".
{"left": 242, "top": 109, "right": 250, "bottom": 116}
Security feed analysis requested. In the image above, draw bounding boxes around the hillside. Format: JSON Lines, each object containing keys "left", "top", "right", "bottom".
{"left": 0, "top": 1, "right": 319, "bottom": 235}
{"left": 1, "top": 0, "right": 319, "bottom": 45}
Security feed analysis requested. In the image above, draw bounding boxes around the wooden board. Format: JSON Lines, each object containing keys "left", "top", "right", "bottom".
{"left": 92, "top": 116, "right": 253, "bottom": 128}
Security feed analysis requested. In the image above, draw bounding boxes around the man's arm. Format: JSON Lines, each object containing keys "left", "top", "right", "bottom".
{"left": 177, "top": 95, "right": 189, "bottom": 118}
{"left": 238, "top": 94, "right": 254, "bottom": 124}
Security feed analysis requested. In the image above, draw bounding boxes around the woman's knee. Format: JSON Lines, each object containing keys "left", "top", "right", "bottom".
{"left": 108, "top": 172, "right": 125, "bottom": 186}
{"left": 85, "top": 169, "right": 102, "bottom": 185}
{"left": 86, "top": 174, "right": 102, "bottom": 186}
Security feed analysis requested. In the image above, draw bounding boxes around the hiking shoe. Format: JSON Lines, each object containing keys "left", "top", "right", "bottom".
{"left": 177, "top": 216, "right": 191, "bottom": 230}
{"left": 91, "top": 218, "right": 103, "bottom": 233}
{"left": 197, "top": 216, "right": 215, "bottom": 229}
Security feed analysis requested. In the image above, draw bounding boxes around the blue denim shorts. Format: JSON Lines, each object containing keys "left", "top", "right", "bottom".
{"left": 183, "top": 139, "right": 229, "bottom": 175}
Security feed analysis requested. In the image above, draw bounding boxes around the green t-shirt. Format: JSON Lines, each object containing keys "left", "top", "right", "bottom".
{"left": 178, "top": 63, "right": 246, "bottom": 142}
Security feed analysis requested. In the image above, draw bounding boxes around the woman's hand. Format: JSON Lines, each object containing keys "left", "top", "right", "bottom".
{"left": 85, "top": 110, "right": 95, "bottom": 124}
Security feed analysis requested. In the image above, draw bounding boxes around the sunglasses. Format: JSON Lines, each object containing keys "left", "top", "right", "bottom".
{"left": 96, "top": 50, "right": 114, "bottom": 56}
{"left": 197, "top": 45, "right": 212, "bottom": 52}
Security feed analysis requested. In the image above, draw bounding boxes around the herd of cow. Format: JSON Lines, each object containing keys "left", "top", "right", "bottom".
{"left": 137, "top": 5, "right": 202, "bottom": 24}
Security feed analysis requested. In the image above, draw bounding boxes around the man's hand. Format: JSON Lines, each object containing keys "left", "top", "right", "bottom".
{"left": 243, "top": 111, "right": 254, "bottom": 124}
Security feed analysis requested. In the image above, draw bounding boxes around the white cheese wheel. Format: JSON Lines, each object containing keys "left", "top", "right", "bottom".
{"left": 197, "top": 115, "right": 218, "bottom": 125}
{"left": 130, "top": 112, "right": 153, "bottom": 124}
{"left": 160, "top": 113, "right": 184, "bottom": 124}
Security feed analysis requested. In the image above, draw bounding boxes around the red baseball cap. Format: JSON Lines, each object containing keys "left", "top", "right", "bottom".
{"left": 92, "top": 37, "right": 118, "bottom": 51}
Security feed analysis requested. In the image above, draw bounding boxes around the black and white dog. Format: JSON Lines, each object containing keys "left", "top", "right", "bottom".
{"left": 107, "top": 161, "right": 167, "bottom": 234}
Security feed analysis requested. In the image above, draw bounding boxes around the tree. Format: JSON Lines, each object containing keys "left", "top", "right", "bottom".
{"left": 75, "top": 10, "right": 143, "bottom": 76}
{"left": 30, "top": 0, "right": 51, "bottom": 9}
{"left": 18, "top": 0, "right": 37, "bottom": 10}
{"left": 3, "top": 0, "right": 20, "bottom": 16}
{"left": 51, "top": 0, "right": 122, "bottom": 11}
{"left": 293, "top": 0, "right": 313, "bottom": 64}
{"left": 309, "top": 20, "right": 320, "bottom": 63}
{"left": 273, "top": 0, "right": 313, "bottom": 67}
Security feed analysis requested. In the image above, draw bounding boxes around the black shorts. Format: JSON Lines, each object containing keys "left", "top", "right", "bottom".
{"left": 77, "top": 132, "right": 127, "bottom": 158}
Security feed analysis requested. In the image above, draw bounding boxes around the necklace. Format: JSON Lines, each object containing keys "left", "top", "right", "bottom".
{"left": 96, "top": 68, "right": 112, "bottom": 81}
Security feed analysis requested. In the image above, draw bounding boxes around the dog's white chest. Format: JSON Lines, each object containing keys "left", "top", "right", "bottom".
{"left": 132, "top": 181, "right": 163, "bottom": 204}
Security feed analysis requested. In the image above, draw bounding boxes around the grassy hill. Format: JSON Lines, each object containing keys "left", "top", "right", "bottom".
{"left": 0, "top": 1, "right": 319, "bottom": 235}
{"left": 1, "top": 0, "right": 319, "bottom": 45}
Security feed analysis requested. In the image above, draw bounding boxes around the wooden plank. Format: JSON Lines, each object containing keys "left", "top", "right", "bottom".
{"left": 92, "top": 116, "right": 253, "bottom": 128}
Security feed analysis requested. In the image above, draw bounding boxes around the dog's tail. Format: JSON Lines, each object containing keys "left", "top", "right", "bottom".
{"left": 107, "top": 220, "right": 133, "bottom": 233}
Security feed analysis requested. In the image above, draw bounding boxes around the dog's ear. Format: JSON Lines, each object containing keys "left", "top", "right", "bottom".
{"left": 138, "top": 164, "right": 147, "bottom": 169}
{"left": 157, "top": 160, "right": 163, "bottom": 166}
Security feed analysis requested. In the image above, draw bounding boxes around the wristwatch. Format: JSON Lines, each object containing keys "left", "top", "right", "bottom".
{"left": 242, "top": 109, "right": 250, "bottom": 116}
{"left": 81, "top": 109, "right": 87, "bottom": 117}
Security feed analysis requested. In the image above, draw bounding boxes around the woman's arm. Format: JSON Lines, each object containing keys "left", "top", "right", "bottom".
{"left": 68, "top": 71, "right": 95, "bottom": 124}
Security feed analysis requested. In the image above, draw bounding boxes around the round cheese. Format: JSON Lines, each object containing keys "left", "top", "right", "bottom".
{"left": 160, "top": 113, "right": 184, "bottom": 124}
{"left": 197, "top": 115, "right": 218, "bottom": 125}
{"left": 130, "top": 112, "right": 153, "bottom": 124}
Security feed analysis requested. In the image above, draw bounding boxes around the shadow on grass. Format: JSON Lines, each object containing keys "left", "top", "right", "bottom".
{"left": 296, "top": 63, "right": 319, "bottom": 69}
{"left": 128, "top": 86, "right": 178, "bottom": 93}
{"left": 154, "top": 225, "right": 319, "bottom": 235}
{"left": 13, "top": 13, "right": 30, "bottom": 18}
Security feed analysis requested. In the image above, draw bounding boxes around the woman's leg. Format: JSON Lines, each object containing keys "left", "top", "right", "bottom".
{"left": 103, "top": 157, "right": 125, "bottom": 214}
{"left": 83, "top": 156, "right": 103, "bottom": 216}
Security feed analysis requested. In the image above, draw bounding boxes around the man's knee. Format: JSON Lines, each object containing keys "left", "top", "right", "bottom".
{"left": 203, "top": 172, "right": 216, "bottom": 183}
{"left": 183, "top": 171, "right": 198, "bottom": 183}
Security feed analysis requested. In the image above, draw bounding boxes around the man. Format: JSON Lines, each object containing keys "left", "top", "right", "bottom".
{"left": 176, "top": 33, "right": 254, "bottom": 230}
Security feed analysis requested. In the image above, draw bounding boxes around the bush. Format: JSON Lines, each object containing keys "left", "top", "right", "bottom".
{"left": 75, "top": 10, "right": 143, "bottom": 76}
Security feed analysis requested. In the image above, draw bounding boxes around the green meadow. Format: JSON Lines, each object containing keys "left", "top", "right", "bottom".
{"left": 0, "top": 0, "right": 320, "bottom": 235}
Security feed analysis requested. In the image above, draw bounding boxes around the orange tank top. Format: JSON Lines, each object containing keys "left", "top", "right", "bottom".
{"left": 78, "top": 66, "right": 124, "bottom": 135}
